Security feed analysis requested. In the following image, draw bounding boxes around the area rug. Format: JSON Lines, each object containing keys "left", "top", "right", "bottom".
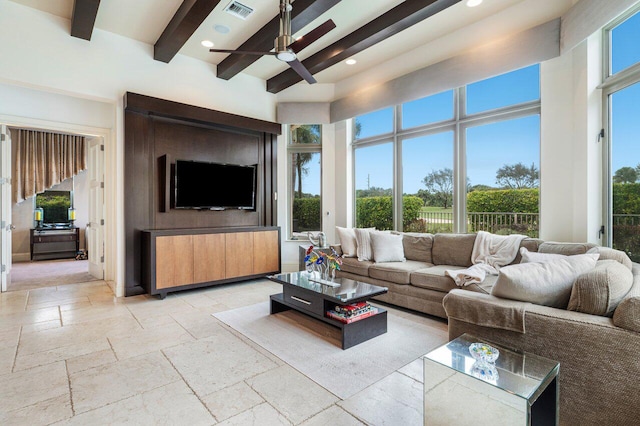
{"left": 213, "top": 302, "right": 448, "bottom": 399}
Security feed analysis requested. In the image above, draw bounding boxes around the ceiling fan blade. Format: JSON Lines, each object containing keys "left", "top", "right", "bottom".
{"left": 209, "top": 49, "right": 276, "bottom": 56}
{"left": 288, "top": 59, "right": 316, "bottom": 84}
{"left": 288, "top": 19, "right": 337, "bottom": 54}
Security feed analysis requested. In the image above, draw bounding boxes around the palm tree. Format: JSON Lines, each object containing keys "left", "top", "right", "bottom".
{"left": 291, "top": 125, "right": 321, "bottom": 197}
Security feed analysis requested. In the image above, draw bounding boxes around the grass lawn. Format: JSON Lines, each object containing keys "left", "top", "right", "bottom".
{"left": 420, "top": 207, "right": 453, "bottom": 213}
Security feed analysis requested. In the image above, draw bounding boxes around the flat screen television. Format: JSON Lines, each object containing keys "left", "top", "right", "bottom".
{"left": 173, "top": 160, "right": 256, "bottom": 210}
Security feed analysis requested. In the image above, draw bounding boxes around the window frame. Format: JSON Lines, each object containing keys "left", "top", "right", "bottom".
{"left": 351, "top": 66, "right": 541, "bottom": 233}
{"left": 287, "top": 124, "right": 323, "bottom": 240}
{"left": 601, "top": 6, "right": 640, "bottom": 248}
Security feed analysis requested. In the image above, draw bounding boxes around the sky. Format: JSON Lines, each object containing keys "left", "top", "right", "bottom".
{"left": 298, "top": 9, "right": 640, "bottom": 197}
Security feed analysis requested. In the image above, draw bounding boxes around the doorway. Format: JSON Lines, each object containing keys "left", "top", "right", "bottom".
{"left": 0, "top": 126, "right": 106, "bottom": 293}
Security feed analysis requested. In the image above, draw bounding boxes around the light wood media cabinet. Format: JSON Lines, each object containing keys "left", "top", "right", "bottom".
{"left": 142, "top": 227, "right": 280, "bottom": 298}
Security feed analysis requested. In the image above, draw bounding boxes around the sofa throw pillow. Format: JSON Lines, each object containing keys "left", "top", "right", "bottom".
{"left": 520, "top": 247, "right": 566, "bottom": 263}
{"left": 587, "top": 246, "right": 633, "bottom": 271}
{"left": 355, "top": 228, "right": 375, "bottom": 261}
{"left": 491, "top": 253, "right": 600, "bottom": 308}
{"left": 567, "top": 259, "right": 633, "bottom": 316}
{"left": 371, "top": 232, "right": 405, "bottom": 263}
{"left": 392, "top": 231, "right": 434, "bottom": 263}
{"left": 336, "top": 227, "right": 357, "bottom": 257}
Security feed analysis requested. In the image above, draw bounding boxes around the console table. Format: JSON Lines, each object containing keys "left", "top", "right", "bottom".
{"left": 142, "top": 227, "right": 281, "bottom": 299}
{"left": 30, "top": 228, "right": 80, "bottom": 261}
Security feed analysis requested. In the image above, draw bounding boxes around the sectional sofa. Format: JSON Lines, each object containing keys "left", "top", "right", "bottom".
{"left": 333, "top": 229, "right": 640, "bottom": 425}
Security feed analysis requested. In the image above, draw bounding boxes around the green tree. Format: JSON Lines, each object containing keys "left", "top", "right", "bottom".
{"left": 613, "top": 166, "right": 638, "bottom": 184}
{"left": 422, "top": 168, "right": 453, "bottom": 209}
{"left": 495, "top": 162, "right": 539, "bottom": 189}
{"left": 356, "top": 186, "right": 392, "bottom": 198}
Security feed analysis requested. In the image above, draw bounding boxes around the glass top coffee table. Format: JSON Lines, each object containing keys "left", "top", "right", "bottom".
{"left": 267, "top": 271, "right": 388, "bottom": 349}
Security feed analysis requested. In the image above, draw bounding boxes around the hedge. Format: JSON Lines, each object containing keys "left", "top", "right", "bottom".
{"left": 292, "top": 197, "right": 321, "bottom": 232}
{"left": 355, "top": 196, "right": 423, "bottom": 230}
{"left": 467, "top": 188, "right": 539, "bottom": 213}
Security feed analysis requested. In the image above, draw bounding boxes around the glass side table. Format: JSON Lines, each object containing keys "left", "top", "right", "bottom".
{"left": 424, "top": 334, "right": 559, "bottom": 426}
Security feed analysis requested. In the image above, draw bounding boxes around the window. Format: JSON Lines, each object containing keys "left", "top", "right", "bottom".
{"left": 354, "top": 107, "right": 394, "bottom": 140}
{"left": 603, "top": 7, "right": 640, "bottom": 260}
{"left": 35, "top": 190, "right": 72, "bottom": 225}
{"left": 466, "top": 115, "right": 540, "bottom": 236}
{"left": 402, "top": 90, "right": 454, "bottom": 129}
{"left": 609, "top": 10, "right": 640, "bottom": 75}
{"left": 352, "top": 65, "right": 541, "bottom": 235}
{"left": 466, "top": 65, "right": 540, "bottom": 114}
{"left": 288, "top": 125, "right": 322, "bottom": 240}
{"left": 354, "top": 142, "right": 394, "bottom": 230}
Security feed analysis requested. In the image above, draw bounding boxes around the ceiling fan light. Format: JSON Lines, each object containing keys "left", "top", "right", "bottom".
{"left": 466, "top": 0, "right": 483, "bottom": 7}
{"left": 201, "top": 40, "right": 214, "bottom": 48}
{"left": 276, "top": 50, "right": 296, "bottom": 62}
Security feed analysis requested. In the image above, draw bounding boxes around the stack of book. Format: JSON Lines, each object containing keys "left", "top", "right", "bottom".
{"left": 326, "top": 302, "right": 378, "bottom": 324}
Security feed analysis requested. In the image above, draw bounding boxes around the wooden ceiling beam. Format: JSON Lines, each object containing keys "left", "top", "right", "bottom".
{"left": 154, "top": 0, "right": 223, "bottom": 63}
{"left": 70, "top": 0, "right": 101, "bottom": 41}
{"left": 266, "top": 0, "right": 461, "bottom": 93}
{"left": 216, "top": 0, "right": 341, "bottom": 81}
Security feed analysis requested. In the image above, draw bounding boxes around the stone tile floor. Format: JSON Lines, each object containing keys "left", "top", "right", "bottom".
{"left": 0, "top": 279, "right": 441, "bottom": 425}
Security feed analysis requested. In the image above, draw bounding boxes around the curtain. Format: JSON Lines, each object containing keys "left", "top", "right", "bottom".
{"left": 12, "top": 129, "right": 86, "bottom": 203}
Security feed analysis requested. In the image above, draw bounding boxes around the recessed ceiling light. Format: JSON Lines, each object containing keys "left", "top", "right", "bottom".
{"left": 201, "top": 40, "right": 214, "bottom": 48}
{"left": 214, "top": 24, "right": 231, "bottom": 34}
{"left": 345, "top": 59, "right": 357, "bottom": 65}
{"left": 466, "top": 0, "right": 483, "bottom": 7}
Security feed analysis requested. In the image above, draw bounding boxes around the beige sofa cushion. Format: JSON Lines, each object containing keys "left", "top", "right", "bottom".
{"left": 340, "top": 257, "right": 372, "bottom": 276}
{"left": 432, "top": 233, "right": 476, "bottom": 267}
{"left": 491, "top": 253, "right": 599, "bottom": 308}
{"left": 613, "top": 264, "right": 640, "bottom": 332}
{"left": 568, "top": 260, "right": 633, "bottom": 316}
{"left": 510, "top": 238, "right": 543, "bottom": 264}
{"left": 411, "top": 265, "right": 462, "bottom": 292}
{"left": 393, "top": 232, "right": 433, "bottom": 263}
{"left": 538, "top": 241, "right": 597, "bottom": 255}
{"left": 587, "top": 246, "right": 633, "bottom": 270}
{"left": 369, "top": 260, "right": 430, "bottom": 285}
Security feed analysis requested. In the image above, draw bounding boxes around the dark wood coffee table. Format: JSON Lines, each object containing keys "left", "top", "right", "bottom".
{"left": 267, "top": 272, "right": 388, "bottom": 349}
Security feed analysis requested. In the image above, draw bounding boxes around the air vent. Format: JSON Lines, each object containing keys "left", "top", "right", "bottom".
{"left": 224, "top": 1, "right": 254, "bottom": 20}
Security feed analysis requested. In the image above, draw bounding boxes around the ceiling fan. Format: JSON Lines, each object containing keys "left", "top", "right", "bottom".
{"left": 209, "top": 0, "right": 336, "bottom": 84}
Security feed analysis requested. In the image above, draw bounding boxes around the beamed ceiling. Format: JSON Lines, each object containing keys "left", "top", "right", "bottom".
{"left": 8, "top": 0, "right": 576, "bottom": 95}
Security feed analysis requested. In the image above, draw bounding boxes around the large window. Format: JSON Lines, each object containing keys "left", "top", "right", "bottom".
{"left": 289, "top": 125, "right": 322, "bottom": 240}
{"left": 353, "top": 65, "right": 541, "bottom": 235}
{"left": 603, "top": 7, "right": 640, "bottom": 260}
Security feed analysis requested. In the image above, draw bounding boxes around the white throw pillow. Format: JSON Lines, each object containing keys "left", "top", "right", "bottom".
{"left": 491, "top": 253, "right": 600, "bottom": 308}
{"left": 336, "top": 227, "right": 357, "bottom": 257}
{"left": 520, "top": 247, "right": 566, "bottom": 263}
{"left": 371, "top": 232, "right": 405, "bottom": 263}
{"left": 355, "top": 228, "right": 375, "bottom": 261}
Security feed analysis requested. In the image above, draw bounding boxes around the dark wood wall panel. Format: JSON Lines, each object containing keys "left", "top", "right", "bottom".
{"left": 124, "top": 92, "right": 279, "bottom": 296}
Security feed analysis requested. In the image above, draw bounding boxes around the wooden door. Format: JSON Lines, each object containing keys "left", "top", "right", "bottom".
{"left": 225, "top": 232, "right": 254, "bottom": 278}
{"left": 155, "top": 235, "right": 194, "bottom": 289}
{"left": 253, "top": 230, "right": 280, "bottom": 274}
{"left": 193, "top": 233, "right": 226, "bottom": 283}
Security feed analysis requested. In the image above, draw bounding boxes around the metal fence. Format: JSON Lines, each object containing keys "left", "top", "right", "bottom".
{"left": 417, "top": 211, "right": 539, "bottom": 237}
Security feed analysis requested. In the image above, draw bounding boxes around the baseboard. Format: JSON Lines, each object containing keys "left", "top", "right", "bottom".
{"left": 12, "top": 253, "right": 31, "bottom": 263}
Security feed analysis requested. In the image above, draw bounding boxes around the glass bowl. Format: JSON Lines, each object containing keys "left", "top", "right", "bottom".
{"left": 469, "top": 342, "right": 500, "bottom": 363}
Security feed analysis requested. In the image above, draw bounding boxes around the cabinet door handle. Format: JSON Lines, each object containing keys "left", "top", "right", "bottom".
{"left": 290, "top": 296, "right": 311, "bottom": 305}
